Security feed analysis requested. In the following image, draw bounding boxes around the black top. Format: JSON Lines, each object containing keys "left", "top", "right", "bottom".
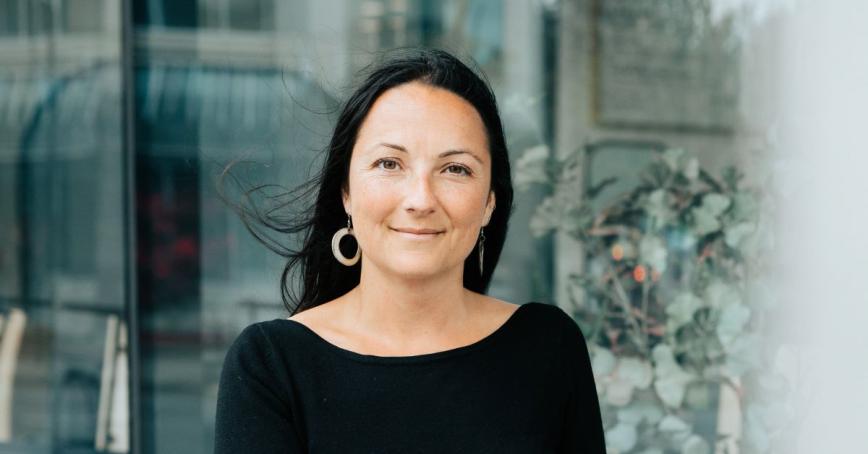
{"left": 214, "top": 302, "right": 606, "bottom": 453}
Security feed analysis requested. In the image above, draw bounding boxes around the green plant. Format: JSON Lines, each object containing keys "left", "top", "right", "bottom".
{"left": 517, "top": 145, "right": 778, "bottom": 453}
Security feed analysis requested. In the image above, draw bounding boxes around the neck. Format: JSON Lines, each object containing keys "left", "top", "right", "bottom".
{"left": 343, "top": 257, "right": 478, "bottom": 346}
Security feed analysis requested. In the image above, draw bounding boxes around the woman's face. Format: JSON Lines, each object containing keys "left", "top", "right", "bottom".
{"left": 342, "top": 81, "right": 496, "bottom": 280}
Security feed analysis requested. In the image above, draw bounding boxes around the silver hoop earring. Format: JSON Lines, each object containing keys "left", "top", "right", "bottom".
{"left": 332, "top": 216, "right": 361, "bottom": 266}
{"left": 478, "top": 228, "right": 485, "bottom": 275}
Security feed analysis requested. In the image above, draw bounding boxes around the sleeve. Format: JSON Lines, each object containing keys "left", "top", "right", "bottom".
{"left": 214, "top": 324, "right": 306, "bottom": 454}
{"left": 558, "top": 314, "right": 607, "bottom": 454}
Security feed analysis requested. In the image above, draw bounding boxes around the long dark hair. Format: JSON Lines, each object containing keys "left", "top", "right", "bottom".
{"left": 219, "top": 48, "right": 514, "bottom": 315}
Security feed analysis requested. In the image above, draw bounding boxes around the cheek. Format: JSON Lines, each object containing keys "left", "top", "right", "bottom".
{"left": 450, "top": 196, "right": 481, "bottom": 225}
{"left": 349, "top": 176, "right": 397, "bottom": 225}
{"left": 441, "top": 187, "right": 489, "bottom": 233}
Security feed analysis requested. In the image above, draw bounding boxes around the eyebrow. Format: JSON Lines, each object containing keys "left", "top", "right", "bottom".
{"left": 372, "top": 142, "right": 484, "bottom": 165}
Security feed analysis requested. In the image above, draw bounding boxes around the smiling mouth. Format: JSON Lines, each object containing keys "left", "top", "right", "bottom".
{"left": 390, "top": 227, "right": 445, "bottom": 236}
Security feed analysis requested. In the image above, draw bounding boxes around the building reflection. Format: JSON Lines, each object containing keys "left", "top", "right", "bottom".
{"left": 1, "top": 1, "right": 547, "bottom": 453}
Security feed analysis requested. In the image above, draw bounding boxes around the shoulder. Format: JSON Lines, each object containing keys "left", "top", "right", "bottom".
{"left": 519, "top": 301, "right": 579, "bottom": 327}
{"left": 223, "top": 322, "right": 273, "bottom": 367}
{"left": 518, "top": 302, "right": 591, "bottom": 351}
{"left": 227, "top": 322, "right": 265, "bottom": 350}
{"left": 220, "top": 321, "right": 300, "bottom": 392}
{"left": 485, "top": 299, "right": 584, "bottom": 342}
{"left": 224, "top": 319, "right": 306, "bottom": 366}
{"left": 219, "top": 324, "right": 276, "bottom": 394}
{"left": 532, "top": 305, "right": 596, "bottom": 382}
{"left": 216, "top": 323, "right": 296, "bottom": 431}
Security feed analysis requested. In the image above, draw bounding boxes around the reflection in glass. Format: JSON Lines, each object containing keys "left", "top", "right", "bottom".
{"left": 0, "top": 0, "right": 128, "bottom": 452}
{"left": 132, "top": 1, "right": 551, "bottom": 452}
{"left": 0, "top": 0, "right": 785, "bottom": 452}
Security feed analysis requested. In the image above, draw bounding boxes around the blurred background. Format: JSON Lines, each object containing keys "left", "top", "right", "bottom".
{"left": 0, "top": 0, "right": 866, "bottom": 453}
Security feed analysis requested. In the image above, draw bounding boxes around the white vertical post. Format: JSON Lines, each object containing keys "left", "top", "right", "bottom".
{"left": 715, "top": 377, "right": 742, "bottom": 454}
{"left": 0, "top": 308, "right": 27, "bottom": 442}
{"left": 95, "top": 315, "right": 119, "bottom": 450}
{"left": 108, "top": 321, "right": 129, "bottom": 453}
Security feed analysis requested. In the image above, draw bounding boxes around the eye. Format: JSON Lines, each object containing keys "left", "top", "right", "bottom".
{"left": 374, "top": 158, "right": 400, "bottom": 171}
{"left": 445, "top": 164, "right": 472, "bottom": 176}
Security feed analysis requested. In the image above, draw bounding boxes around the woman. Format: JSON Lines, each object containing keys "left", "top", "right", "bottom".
{"left": 214, "top": 48, "right": 605, "bottom": 453}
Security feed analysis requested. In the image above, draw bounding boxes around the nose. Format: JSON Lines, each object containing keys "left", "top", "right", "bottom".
{"left": 402, "top": 172, "right": 438, "bottom": 215}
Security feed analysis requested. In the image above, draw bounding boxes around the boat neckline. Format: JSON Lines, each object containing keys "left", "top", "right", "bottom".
{"left": 279, "top": 302, "right": 537, "bottom": 365}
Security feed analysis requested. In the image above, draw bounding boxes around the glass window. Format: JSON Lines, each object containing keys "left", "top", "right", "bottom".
{"left": 0, "top": 0, "right": 127, "bottom": 451}
{"left": 2, "top": 0, "right": 822, "bottom": 452}
{"left": 129, "top": 2, "right": 553, "bottom": 452}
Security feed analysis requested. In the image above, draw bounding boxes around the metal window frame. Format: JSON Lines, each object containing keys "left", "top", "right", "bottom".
{"left": 120, "top": 0, "right": 141, "bottom": 453}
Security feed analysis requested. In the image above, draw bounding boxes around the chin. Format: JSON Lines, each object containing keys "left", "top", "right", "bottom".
{"left": 383, "top": 257, "right": 448, "bottom": 279}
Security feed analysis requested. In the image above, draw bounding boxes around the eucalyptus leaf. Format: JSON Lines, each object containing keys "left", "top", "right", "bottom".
{"left": 662, "top": 148, "right": 700, "bottom": 182}
{"left": 665, "top": 292, "right": 704, "bottom": 331}
{"left": 741, "top": 214, "right": 775, "bottom": 257}
{"left": 658, "top": 414, "right": 690, "bottom": 432}
{"left": 592, "top": 346, "right": 617, "bottom": 377}
{"left": 644, "top": 189, "right": 674, "bottom": 229}
{"left": 716, "top": 303, "right": 751, "bottom": 349}
{"left": 530, "top": 182, "right": 590, "bottom": 237}
{"left": 681, "top": 434, "right": 710, "bottom": 454}
{"left": 683, "top": 157, "right": 699, "bottom": 181}
{"left": 689, "top": 207, "right": 719, "bottom": 236}
{"left": 564, "top": 205, "right": 594, "bottom": 236}
{"left": 654, "top": 375, "right": 693, "bottom": 409}
{"left": 703, "top": 336, "right": 725, "bottom": 362}
{"left": 729, "top": 190, "right": 758, "bottom": 223}
{"left": 703, "top": 280, "right": 742, "bottom": 308}
{"left": 702, "top": 193, "right": 731, "bottom": 216}
{"left": 606, "top": 377, "right": 635, "bottom": 407}
{"left": 617, "top": 240, "right": 638, "bottom": 260}
{"left": 724, "top": 221, "right": 756, "bottom": 250}
{"left": 617, "top": 398, "right": 665, "bottom": 426}
{"left": 530, "top": 196, "right": 560, "bottom": 237}
{"left": 640, "top": 235, "right": 669, "bottom": 273}
{"left": 652, "top": 345, "right": 697, "bottom": 408}
{"left": 514, "top": 144, "right": 551, "bottom": 190}
{"left": 606, "top": 422, "right": 639, "bottom": 453}
{"left": 618, "top": 357, "right": 654, "bottom": 390}
{"left": 663, "top": 148, "right": 687, "bottom": 172}
{"left": 671, "top": 227, "right": 698, "bottom": 251}
{"left": 723, "top": 334, "right": 764, "bottom": 377}
{"left": 689, "top": 193, "right": 731, "bottom": 236}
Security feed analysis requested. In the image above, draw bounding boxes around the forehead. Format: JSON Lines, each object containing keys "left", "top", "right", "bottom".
{"left": 354, "top": 81, "right": 489, "bottom": 155}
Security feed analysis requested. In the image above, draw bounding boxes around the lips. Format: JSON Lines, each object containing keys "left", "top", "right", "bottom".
{"left": 391, "top": 227, "right": 445, "bottom": 235}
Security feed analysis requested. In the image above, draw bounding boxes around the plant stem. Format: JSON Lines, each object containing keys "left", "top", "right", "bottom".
{"left": 605, "top": 266, "right": 647, "bottom": 354}
{"left": 567, "top": 285, "right": 607, "bottom": 344}
{"left": 641, "top": 278, "right": 650, "bottom": 349}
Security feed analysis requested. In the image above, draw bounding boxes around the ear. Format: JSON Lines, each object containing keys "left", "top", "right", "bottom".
{"left": 342, "top": 185, "right": 351, "bottom": 217}
{"left": 483, "top": 190, "right": 496, "bottom": 227}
